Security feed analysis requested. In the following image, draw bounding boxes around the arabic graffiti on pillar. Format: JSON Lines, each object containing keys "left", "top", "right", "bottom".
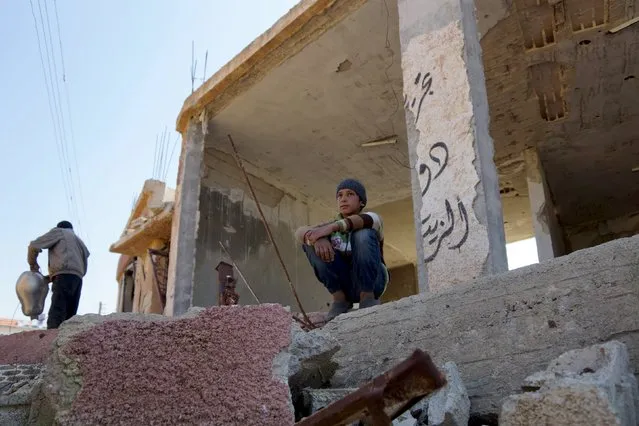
{"left": 404, "top": 71, "right": 434, "bottom": 124}
{"left": 418, "top": 144, "right": 470, "bottom": 263}
{"left": 408, "top": 72, "right": 470, "bottom": 264}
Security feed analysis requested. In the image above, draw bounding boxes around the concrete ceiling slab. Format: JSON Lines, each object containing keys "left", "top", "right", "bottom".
{"left": 204, "top": 0, "right": 411, "bottom": 210}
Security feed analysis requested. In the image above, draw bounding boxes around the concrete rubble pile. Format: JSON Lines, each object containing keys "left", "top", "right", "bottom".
{"left": 0, "top": 304, "right": 340, "bottom": 426}
{"left": 0, "top": 236, "right": 637, "bottom": 424}
{"left": 323, "top": 235, "right": 639, "bottom": 420}
{"left": 501, "top": 341, "right": 639, "bottom": 426}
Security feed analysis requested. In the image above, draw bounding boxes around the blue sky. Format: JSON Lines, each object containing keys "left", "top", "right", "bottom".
{"left": 0, "top": 0, "right": 538, "bottom": 322}
{"left": 0, "top": 0, "right": 301, "bottom": 320}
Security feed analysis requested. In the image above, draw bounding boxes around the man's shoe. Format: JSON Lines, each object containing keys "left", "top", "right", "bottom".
{"left": 326, "top": 301, "right": 352, "bottom": 322}
{"left": 359, "top": 298, "right": 380, "bottom": 310}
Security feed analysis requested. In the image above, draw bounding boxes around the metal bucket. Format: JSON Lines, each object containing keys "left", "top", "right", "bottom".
{"left": 16, "top": 271, "right": 49, "bottom": 320}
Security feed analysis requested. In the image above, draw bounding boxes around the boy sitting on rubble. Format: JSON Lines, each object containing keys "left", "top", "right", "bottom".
{"left": 295, "top": 178, "right": 388, "bottom": 322}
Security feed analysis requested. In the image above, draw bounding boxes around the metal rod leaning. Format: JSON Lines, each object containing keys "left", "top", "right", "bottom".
{"left": 227, "top": 134, "right": 314, "bottom": 329}
{"left": 218, "top": 241, "right": 261, "bottom": 304}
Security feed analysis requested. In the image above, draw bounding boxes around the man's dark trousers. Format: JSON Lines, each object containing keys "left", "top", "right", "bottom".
{"left": 47, "top": 274, "right": 83, "bottom": 329}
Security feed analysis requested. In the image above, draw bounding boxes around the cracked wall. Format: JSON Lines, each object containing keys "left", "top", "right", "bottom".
{"left": 193, "top": 149, "right": 334, "bottom": 312}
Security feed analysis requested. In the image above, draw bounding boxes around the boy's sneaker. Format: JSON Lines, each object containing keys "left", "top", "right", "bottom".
{"left": 326, "top": 301, "right": 352, "bottom": 321}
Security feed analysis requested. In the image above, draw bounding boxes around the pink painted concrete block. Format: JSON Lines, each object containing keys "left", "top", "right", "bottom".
{"left": 0, "top": 329, "right": 58, "bottom": 365}
{"left": 59, "top": 305, "right": 294, "bottom": 425}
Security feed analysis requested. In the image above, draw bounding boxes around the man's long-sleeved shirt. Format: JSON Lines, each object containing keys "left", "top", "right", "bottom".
{"left": 28, "top": 228, "right": 90, "bottom": 278}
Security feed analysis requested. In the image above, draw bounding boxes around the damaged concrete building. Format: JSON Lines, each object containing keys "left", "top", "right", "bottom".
{"left": 165, "top": 0, "right": 639, "bottom": 315}
{"left": 5, "top": 0, "right": 637, "bottom": 424}
{"left": 110, "top": 180, "right": 175, "bottom": 314}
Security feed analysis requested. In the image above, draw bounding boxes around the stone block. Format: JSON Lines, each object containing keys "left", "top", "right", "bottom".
{"left": 425, "top": 362, "right": 470, "bottom": 426}
{"left": 0, "top": 364, "right": 43, "bottom": 426}
{"left": 501, "top": 384, "right": 621, "bottom": 425}
{"left": 34, "top": 305, "right": 297, "bottom": 426}
{"left": 324, "top": 235, "right": 639, "bottom": 417}
{"left": 500, "top": 341, "right": 639, "bottom": 426}
{"left": 288, "top": 324, "right": 340, "bottom": 391}
{"left": 0, "top": 405, "right": 30, "bottom": 425}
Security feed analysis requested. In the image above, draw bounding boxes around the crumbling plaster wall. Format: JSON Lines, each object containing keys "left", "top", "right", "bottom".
{"left": 193, "top": 148, "right": 334, "bottom": 312}
{"left": 565, "top": 210, "right": 639, "bottom": 252}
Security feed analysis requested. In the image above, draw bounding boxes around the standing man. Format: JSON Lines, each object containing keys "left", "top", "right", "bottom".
{"left": 28, "top": 221, "right": 90, "bottom": 329}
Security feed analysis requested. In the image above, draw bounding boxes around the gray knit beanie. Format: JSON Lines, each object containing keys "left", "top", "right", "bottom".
{"left": 336, "top": 178, "right": 367, "bottom": 207}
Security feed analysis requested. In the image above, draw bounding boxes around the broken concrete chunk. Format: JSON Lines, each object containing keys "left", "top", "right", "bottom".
{"left": 425, "top": 361, "right": 470, "bottom": 426}
{"left": 288, "top": 323, "right": 340, "bottom": 391}
{"left": 34, "top": 306, "right": 297, "bottom": 426}
{"left": 501, "top": 340, "right": 639, "bottom": 426}
{"left": 501, "top": 384, "right": 621, "bottom": 425}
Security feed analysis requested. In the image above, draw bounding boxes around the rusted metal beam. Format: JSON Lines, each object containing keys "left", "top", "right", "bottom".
{"left": 296, "top": 349, "right": 446, "bottom": 426}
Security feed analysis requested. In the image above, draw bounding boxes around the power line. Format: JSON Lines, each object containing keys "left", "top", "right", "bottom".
{"left": 52, "top": 0, "right": 90, "bottom": 246}
{"left": 37, "top": 0, "right": 76, "bottom": 219}
{"left": 30, "top": 0, "right": 90, "bottom": 245}
{"left": 41, "top": 0, "right": 83, "bottom": 238}
{"left": 29, "top": 0, "right": 74, "bottom": 225}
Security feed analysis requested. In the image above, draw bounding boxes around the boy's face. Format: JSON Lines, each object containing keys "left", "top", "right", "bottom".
{"left": 337, "top": 188, "right": 361, "bottom": 216}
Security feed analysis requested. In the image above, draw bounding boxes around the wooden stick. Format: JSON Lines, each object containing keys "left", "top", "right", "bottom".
{"left": 227, "top": 134, "right": 314, "bottom": 329}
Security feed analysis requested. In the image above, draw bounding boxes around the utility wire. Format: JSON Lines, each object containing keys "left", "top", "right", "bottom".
{"left": 41, "top": 0, "right": 83, "bottom": 239}
{"left": 30, "top": 0, "right": 89, "bottom": 244}
{"left": 29, "top": 0, "right": 74, "bottom": 226}
{"left": 52, "top": 0, "right": 90, "bottom": 245}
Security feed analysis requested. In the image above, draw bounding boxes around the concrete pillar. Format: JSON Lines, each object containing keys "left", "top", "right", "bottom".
{"left": 165, "top": 118, "right": 205, "bottom": 316}
{"left": 524, "top": 148, "right": 565, "bottom": 261}
{"left": 398, "top": 0, "right": 508, "bottom": 292}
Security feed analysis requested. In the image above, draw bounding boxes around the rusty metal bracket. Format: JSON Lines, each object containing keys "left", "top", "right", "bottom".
{"left": 296, "top": 349, "right": 447, "bottom": 426}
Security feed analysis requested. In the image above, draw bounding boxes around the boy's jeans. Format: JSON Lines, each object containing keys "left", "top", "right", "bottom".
{"left": 303, "top": 229, "right": 386, "bottom": 303}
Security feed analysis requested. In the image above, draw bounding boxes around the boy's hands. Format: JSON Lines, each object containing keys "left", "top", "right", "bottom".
{"left": 306, "top": 223, "right": 337, "bottom": 245}
{"left": 314, "top": 239, "right": 335, "bottom": 263}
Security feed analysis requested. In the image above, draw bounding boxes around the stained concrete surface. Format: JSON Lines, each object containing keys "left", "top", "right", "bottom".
{"left": 325, "top": 235, "right": 639, "bottom": 417}
{"left": 40, "top": 305, "right": 294, "bottom": 425}
{"left": 194, "top": 185, "right": 332, "bottom": 312}
{"left": 0, "top": 330, "right": 57, "bottom": 365}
